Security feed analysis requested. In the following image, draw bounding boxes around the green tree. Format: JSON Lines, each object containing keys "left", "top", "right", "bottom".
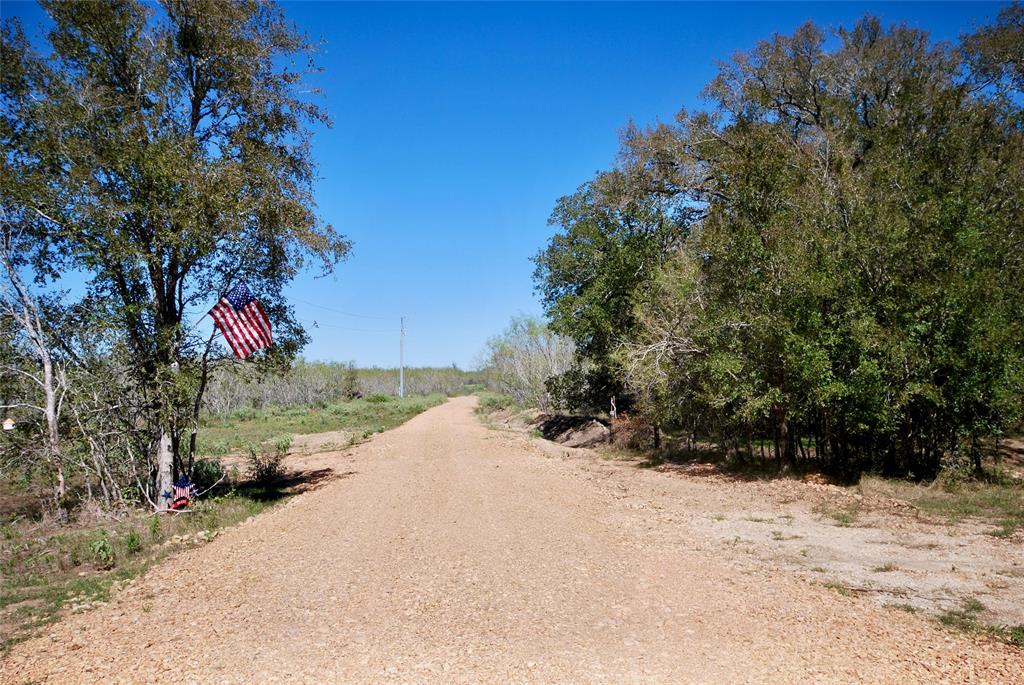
{"left": 1, "top": 0, "right": 350, "bottom": 507}
{"left": 533, "top": 169, "right": 693, "bottom": 414}
{"left": 543, "top": 11, "right": 1024, "bottom": 478}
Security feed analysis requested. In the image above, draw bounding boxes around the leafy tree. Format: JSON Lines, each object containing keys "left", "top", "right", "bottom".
{"left": 533, "top": 168, "right": 693, "bottom": 414}
{"left": 1, "top": 0, "right": 350, "bottom": 507}
{"left": 543, "top": 10, "right": 1024, "bottom": 478}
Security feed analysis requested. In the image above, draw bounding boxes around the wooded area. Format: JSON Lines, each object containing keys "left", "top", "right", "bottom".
{"left": 534, "top": 7, "right": 1024, "bottom": 479}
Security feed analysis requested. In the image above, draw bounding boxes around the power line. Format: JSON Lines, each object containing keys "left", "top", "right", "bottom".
{"left": 293, "top": 298, "right": 395, "bottom": 321}
{"left": 303, "top": 320, "right": 396, "bottom": 333}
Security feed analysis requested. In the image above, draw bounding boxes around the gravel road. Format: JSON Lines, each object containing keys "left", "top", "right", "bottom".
{"left": 3, "top": 397, "right": 1020, "bottom": 683}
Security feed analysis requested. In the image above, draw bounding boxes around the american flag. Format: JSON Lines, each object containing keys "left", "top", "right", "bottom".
{"left": 208, "top": 282, "right": 273, "bottom": 359}
{"left": 170, "top": 478, "right": 195, "bottom": 511}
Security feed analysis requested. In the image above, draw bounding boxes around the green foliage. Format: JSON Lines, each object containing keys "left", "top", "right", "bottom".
{"left": 204, "top": 361, "right": 484, "bottom": 415}
{"left": 246, "top": 437, "right": 291, "bottom": 485}
{"left": 198, "top": 394, "right": 444, "bottom": 454}
{"left": 537, "top": 10, "right": 1024, "bottom": 478}
{"left": 535, "top": 177, "right": 693, "bottom": 412}
{"left": 192, "top": 458, "right": 225, "bottom": 492}
{"left": 341, "top": 362, "right": 361, "bottom": 400}
{"left": 123, "top": 530, "right": 142, "bottom": 556}
{"left": 1, "top": 490, "right": 280, "bottom": 652}
{"left": 365, "top": 394, "right": 391, "bottom": 404}
{"left": 1, "top": 0, "right": 351, "bottom": 508}
{"left": 89, "top": 530, "right": 114, "bottom": 569}
{"left": 475, "top": 393, "right": 515, "bottom": 414}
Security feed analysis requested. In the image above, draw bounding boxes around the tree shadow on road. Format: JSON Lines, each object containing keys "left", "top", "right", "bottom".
{"left": 622, "top": 442, "right": 837, "bottom": 484}
{"left": 236, "top": 468, "right": 355, "bottom": 502}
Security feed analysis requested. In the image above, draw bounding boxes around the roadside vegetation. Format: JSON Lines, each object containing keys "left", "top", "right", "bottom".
{"left": 1, "top": 390, "right": 443, "bottom": 653}
{"left": 477, "top": 9, "right": 1024, "bottom": 644}
{"left": 481, "top": 315, "right": 575, "bottom": 410}
{"left": 199, "top": 393, "right": 447, "bottom": 455}
{"left": 204, "top": 361, "right": 484, "bottom": 416}
{"left": 528, "top": 6, "right": 1024, "bottom": 482}
{"left": 1, "top": 490, "right": 274, "bottom": 653}
{"left": 857, "top": 474, "right": 1024, "bottom": 538}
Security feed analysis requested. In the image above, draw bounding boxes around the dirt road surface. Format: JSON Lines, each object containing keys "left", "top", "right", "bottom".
{"left": 3, "top": 397, "right": 1020, "bottom": 683}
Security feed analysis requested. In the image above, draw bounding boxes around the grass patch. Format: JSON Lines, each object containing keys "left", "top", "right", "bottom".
{"left": 473, "top": 392, "right": 515, "bottom": 415}
{"left": 886, "top": 602, "right": 920, "bottom": 613}
{"left": 0, "top": 492, "right": 276, "bottom": 653}
{"left": 939, "top": 597, "right": 988, "bottom": 632}
{"left": 873, "top": 562, "right": 899, "bottom": 573}
{"left": 815, "top": 501, "right": 862, "bottom": 527}
{"left": 858, "top": 474, "right": 1024, "bottom": 537}
{"left": 936, "top": 597, "right": 1024, "bottom": 647}
{"left": 198, "top": 394, "right": 446, "bottom": 454}
{"left": 822, "top": 580, "right": 852, "bottom": 596}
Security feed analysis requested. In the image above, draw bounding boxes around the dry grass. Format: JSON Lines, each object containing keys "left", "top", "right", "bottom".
{"left": 857, "top": 474, "right": 1024, "bottom": 537}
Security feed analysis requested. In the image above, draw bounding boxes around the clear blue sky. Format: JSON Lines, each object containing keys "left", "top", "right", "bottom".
{"left": 4, "top": 1, "right": 1005, "bottom": 368}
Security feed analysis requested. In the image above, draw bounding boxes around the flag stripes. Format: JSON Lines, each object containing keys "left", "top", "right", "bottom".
{"left": 208, "top": 282, "right": 273, "bottom": 360}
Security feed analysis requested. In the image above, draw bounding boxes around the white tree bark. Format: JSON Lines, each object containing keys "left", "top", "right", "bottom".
{"left": 155, "top": 428, "right": 174, "bottom": 512}
{"left": 0, "top": 224, "right": 67, "bottom": 511}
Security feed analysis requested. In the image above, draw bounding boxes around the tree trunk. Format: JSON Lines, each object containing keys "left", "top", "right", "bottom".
{"left": 155, "top": 428, "right": 174, "bottom": 512}
{"left": 1, "top": 240, "right": 66, "bottom": 515}
{"left": 42, "top": 369, "right": 66, "bottom": 512}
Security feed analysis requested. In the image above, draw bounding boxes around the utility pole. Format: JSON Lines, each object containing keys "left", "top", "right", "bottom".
{"left": 399, "top": 316, "right": 405, "bottom": 399}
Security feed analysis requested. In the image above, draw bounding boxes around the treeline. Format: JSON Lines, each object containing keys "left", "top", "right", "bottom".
{"left": 204, "top": 361, "right": 486, "bottom": 416}
{"left": 534, "top": 8, "right": 1024, "bottom": 478}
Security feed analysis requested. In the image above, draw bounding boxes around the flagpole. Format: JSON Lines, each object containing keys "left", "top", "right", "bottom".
{"left": 399, "top": 316, "right": 405, "bottom": 399}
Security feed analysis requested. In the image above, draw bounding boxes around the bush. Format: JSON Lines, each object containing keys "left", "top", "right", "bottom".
{"left": 124, "top": 530, "right": 141, "bottom": 555}
{"left": 246, "top": 436, "right": 291, "bottom": 484}
{"left": 365, "top": 394, "right": 391, "bottom": 403}
{"left": 482, "top": 315, "right": 575, "bottom": 410}
{"left": 192, "top": 458, "right": 225, "bottom": 491}
{"left": 610, "top": 413, "right": 655, "bottom": 450}
{"left": 90, "top": 529, "right": 114, "bottom": 568}
{"left": 476, "top": 394, "right": 514, "bottom": 413}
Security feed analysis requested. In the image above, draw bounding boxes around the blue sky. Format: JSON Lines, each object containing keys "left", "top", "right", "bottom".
{"left": 4, "top": 1, "right": 1005, "bottom": 368}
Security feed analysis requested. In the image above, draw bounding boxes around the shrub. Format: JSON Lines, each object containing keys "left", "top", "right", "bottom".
{"left": 90, "top": 530, "right": 115, "bottom": 568}
{"left": 365, "top": 394, "right": 391, "bottom": 403}
{"left": 192, "top": 458, "right": 225, "bottom": 492}
{"left": 476, "top": 394, "right": 513, "bottom": 413}
{"left": 610, "top": 413, "right": 655, "bottom": 450}
{"left": 341, "top": 362, "right": 361, "bottom": 399}
{"left": 247, "top": 436, "right": 291, "bottom": 484}
{"left": 482, "top": 315, "right": 575, "bottom": 410}
{"left": 124, "top": 530, "right": 142, "bottom": 555}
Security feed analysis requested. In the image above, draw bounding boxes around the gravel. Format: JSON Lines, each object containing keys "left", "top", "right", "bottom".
{"left": 3, "top": 397, "right": 1020, "bottom": 683}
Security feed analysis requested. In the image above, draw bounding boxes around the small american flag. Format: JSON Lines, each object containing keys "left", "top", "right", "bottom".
{"left": 170, "top": 478, "right": 195, "bottom": 511}
{"left": 208, "top": 282, "right": 273, "bottom": 359}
